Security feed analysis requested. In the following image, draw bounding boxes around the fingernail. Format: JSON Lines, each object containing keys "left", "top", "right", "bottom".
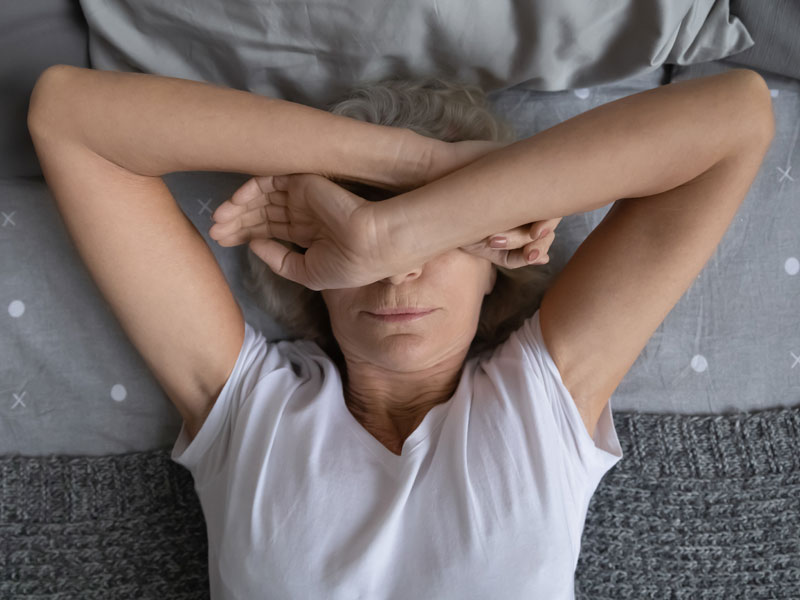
{"left": 527, "top": 249, "right": 540, "bottom": 263}
{"left": 537, "top": 229, "right": 550, "bottom": 240}
{"left": 489, "top": 236, "right": 507, "bottom": 249}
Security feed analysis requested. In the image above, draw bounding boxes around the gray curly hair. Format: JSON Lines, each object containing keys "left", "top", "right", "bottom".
{"left": 243, "top": 77, "right": 553, "bottom": 364}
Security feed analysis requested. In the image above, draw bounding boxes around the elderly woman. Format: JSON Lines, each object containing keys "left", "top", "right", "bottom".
{"left": 28, "top": 65, "right": 773, "bottom": 599}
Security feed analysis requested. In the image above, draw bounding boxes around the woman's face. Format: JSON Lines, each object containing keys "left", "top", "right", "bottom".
{"left": 320, "top": 249, "right": 497, "bottom": 372}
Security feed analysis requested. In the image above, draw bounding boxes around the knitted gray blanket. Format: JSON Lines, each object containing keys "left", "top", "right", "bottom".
{"left": 2, "top": 407, "right": 799, "bottom": 599}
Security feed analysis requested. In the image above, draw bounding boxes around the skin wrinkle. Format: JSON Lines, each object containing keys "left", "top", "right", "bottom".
{"left": 344, "top": 364, "right": 464, "bottom": 447}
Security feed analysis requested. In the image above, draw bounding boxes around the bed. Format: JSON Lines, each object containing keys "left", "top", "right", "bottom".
{"left": 1, "top": 0, "right": 799, "bottom": 597}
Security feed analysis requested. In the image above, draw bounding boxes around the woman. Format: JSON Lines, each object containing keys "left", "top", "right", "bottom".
{"left": 28, "top": 65, "right": 773, "bottom": 599}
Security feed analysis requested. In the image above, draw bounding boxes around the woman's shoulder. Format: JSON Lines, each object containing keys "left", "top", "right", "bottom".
{"left": 474, "top": 310, "right": 541, "bottom": 365}
{"left": 263, "top": 335, "right": 341, "bottom": 380}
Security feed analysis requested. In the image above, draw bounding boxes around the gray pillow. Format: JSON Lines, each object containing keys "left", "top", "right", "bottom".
{"left": 0, "top": 0, "right": 89, "bottom": 177}
{"left": 725, "top": 0, "right": 800, "bottom": 80}
{"left": 77, "top": 0, "right": 753, "bottom": 108}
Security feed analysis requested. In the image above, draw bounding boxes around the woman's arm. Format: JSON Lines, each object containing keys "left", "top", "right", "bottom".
{"left": 27, "top": 64, "right": 428, "bottom": 189}
{"left": 379, "top": 69, "right": 774, "bottom": 263}
{"left": 27, "top": 64, "right": 433, "bottom": 441}
{"left": 189, "top": 69, "right": 773, "bottom": 294}
{"left": 374, "top": 69, "right": 773, "bottom": 439}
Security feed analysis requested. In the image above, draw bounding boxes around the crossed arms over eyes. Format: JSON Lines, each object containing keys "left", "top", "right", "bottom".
{"left": 27, "top": 65, "right": 773, "bottom": 440}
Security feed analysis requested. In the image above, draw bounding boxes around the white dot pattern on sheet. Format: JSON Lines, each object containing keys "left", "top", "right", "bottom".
{"left": 573, "top": 88, "right": 590, "bottom": 99}
{"left": 691, "top": 355, "right": 709, "bottom": 373}
{"left": 786, "top": 257, "right": 799, "bottom": 276}
{"left": 8, "top": 300, "right": 25, "bottom": 318}
{"left": 111, "top": 384, "right": 128, "bottom": 402}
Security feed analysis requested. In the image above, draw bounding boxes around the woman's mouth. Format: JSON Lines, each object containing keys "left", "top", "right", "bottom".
{"left": 364, "top": 309, "right": 437, "bottom": 322}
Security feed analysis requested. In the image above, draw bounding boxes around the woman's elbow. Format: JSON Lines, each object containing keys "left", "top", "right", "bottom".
{"left": 27, "top": 64, "right": 79, "bottom": 140}
{"left": 729, "top": 69, "right": 776, "bottom": 151}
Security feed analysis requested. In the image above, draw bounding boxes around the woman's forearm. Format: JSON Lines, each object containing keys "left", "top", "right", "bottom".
{"left": 27, "top": 64, "right": 418, "bottom": 186}
{"left": 379, "top": 69, "right": 773, "bottom": 261}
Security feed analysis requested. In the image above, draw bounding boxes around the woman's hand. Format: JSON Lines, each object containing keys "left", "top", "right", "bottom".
{"left": 421, "top": 139, "right": 563, "bottom": 268}
{"left": 460, "top": 217, "right": 562, "bottom": 268}
{"left": 210, "top": 137, "right": 564, "bottom": 285}
{"left": 209, "top": 173, "right": 404, "bottom": 290}
{"left": 208, "top": 138, "right": 514, "bottom": 250}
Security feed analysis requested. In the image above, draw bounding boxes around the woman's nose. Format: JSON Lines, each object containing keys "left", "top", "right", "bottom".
{"left": 382, "top": 265, "right": 423, "bottom": 285}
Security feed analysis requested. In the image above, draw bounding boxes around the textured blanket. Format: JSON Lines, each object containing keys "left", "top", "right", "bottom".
{"left": 2, "top": 406, "right": 799, "bottom": 599}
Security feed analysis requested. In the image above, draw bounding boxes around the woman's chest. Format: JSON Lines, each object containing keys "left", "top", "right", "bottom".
{"left": 213, "top": 447, "right": 579, "bottom": 599}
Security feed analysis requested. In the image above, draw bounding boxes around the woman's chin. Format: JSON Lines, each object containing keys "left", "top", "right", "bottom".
{"left": 363, "top": 337, "right": 436, "bottom": 371}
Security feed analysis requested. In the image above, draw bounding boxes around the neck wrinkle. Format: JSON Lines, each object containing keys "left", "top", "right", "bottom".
{"left": 341, "top": 356, "right": 466, "bottom": 445}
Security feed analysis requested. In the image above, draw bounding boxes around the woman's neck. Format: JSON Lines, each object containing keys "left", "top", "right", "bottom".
{"left": 341, "top": 352, "right": 466, "bottom": 448}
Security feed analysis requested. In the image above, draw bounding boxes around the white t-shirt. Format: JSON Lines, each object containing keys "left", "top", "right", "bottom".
{"left": 172, "top": 308, "right": 623, "bottom": 600}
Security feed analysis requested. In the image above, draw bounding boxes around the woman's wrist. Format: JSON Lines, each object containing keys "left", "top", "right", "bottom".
{"left": 369, "top": 139, "right": 517, "bottom": 265}
{"left": 323, "top": 122, "right": 437, "bottom": 192}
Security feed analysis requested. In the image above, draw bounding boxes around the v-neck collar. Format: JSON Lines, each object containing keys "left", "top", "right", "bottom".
{"left": 332, "top": 360, "right": 474, "bottom": 468}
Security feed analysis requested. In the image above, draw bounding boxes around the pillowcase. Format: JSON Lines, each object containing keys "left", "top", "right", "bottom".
{"left": 0, "top": 0, "right": 90, "bottom": 177}
{"left": 725, "top": 0, "right": 800, "bottom": 80}
{"left": 77, "top": 0, "right": 753, "bottom": 109}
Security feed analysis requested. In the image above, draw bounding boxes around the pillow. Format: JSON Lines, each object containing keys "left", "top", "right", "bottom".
{"left": 77, "top": 0, "right": 753, "bottom": 108}
{"left": 0, "top": 0, "right": 90, "bottom": 177}
{"left": 725, "top": 0, "right": 800, "bottom": 80}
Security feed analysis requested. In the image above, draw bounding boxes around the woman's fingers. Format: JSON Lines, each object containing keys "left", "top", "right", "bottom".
{"left": 210, "top": 207, "right": 262, "bottom": 237}
{"left": 212, "top": 201, "right": 245, "bottom": 223}
{"left": 476, "top": 217, "right": 564, "bottom": 268}
{"left": 215, "top": 204, "right": 288, "bottom": 230}
{"left": 486, "top": 223, "right": 538, "bottom": 249}
{"left": 498, "top": 244, "right": 550, "bottom": 269}
{"left": 209, "top": 209, "right": 262, "bottom": 242}
{"left": 213, "top": 178, "right": 288, "bottom": 223}
{"left": 471, "top": 225, "right": 555, "bottom": 268}
{"left": 486, "top": 218, "right": 562, "bottom": 249}
{"left": 521, "top": 240, "right": 550, "bottom": 265}
{"left": 531, "top": 216, "right": 563, "bottom": 240}
{"left": 210, "top": 218, "right": 309, "bottom": 246}
{"left": 249, "top": 238, "right": 311, "bottom": 289}
{"left": 210, "top": 188, "right": 292, "bottom": 242}
{"left": 211, "top": 214, "right": 316, "bottom": 248}
{"left": 230, "top": 176, "right": 280, "bottom": 204}
{"left": 212, "top": 179, "right": 267, "bottom": 222}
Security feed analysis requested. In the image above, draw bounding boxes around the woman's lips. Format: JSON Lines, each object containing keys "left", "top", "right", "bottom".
{"left": 364, "top": 309, "right": 436, "bottom": 322}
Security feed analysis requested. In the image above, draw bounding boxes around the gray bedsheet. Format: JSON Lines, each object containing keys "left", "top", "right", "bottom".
{"left": 2, "top": 62, "right": 798, "bottom": 456}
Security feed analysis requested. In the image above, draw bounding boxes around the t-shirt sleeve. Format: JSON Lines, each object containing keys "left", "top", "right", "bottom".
{"left": 170, "top": 320, "right": 294, "bottom": 486}
{"left": 495, "top": 308, "right": 623, "bottom": 496}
